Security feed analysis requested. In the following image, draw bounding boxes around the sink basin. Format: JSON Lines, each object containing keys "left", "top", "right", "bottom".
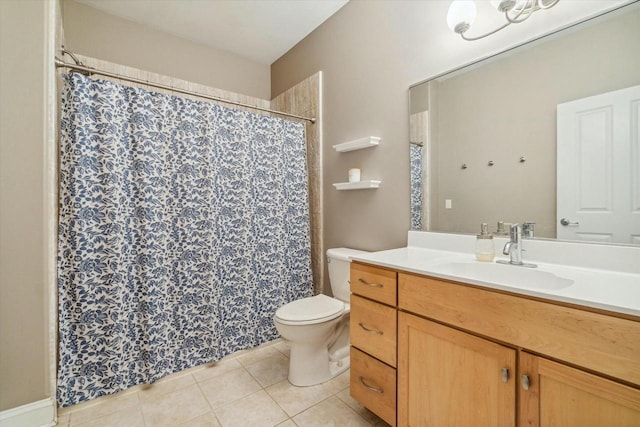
{"left": 434, "top": 261, "right": 574, "bottom": 290}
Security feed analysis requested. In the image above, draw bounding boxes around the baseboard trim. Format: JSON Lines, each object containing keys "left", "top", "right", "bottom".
{"left": 0, "top": 398, "right": 55, "bottom": 427}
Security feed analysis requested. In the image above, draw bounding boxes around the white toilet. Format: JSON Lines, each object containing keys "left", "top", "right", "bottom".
{"left": 274, "top": 247, "right": 367, "bottom": 386}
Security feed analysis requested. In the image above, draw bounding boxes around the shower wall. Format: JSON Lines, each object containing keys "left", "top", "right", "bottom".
{"left": 272, "top": 73, "right": 323, "bottom": 294}
{"left": 72, "top": 54, "right": 271, "bottom": 111}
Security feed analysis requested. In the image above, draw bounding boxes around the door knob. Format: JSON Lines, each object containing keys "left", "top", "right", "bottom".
{"left": 560, "top": 218, "right": 579, "bottom": 226}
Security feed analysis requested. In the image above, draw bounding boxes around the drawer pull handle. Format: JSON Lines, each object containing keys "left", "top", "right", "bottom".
{"left": 358, "top": 322, "right": 383, "bottom": 335}
{"left": 359, "top": 376, "right": 384, "bottom": 394}
{"left": 358, "top": 278, "right": 383, "bottom": 288}
{"left": 521, "top": 374, "right": 530, "bottom": 390}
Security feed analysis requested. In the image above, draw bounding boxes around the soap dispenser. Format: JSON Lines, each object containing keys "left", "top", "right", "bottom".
{"left": 476, "top": 223, "right": 495, "bottom": 262}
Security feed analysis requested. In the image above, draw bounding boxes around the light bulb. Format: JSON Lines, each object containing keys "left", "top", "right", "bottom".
{"left": 447, "top": 0, "right": 477, "bottom": 34}
{"left": 490, "top": 0, "right": 516, "bottom": 12}
{"left": 512, "top": 0, "right": 530, "bottom": 12}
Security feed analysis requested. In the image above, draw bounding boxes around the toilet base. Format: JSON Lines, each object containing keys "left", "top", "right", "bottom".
{"left": 288, "top": 343, "right": 350, "bottom": 387}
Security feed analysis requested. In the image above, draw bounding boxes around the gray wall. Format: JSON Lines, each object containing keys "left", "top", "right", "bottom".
{"left": 271, "top": 1, "right": 631, "bottom": 290}
{"left": 0, "top": 0, "right": 52, "bottom": 411}
{"left": 273, "top": 1, "right": 416, "bottom": 267}
{"left": 61, "top": 0, "right": 271, "bottom": 99}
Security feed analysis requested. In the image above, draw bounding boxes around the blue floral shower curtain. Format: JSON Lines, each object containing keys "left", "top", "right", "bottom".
{"left": 410, "top": 144, "right": 423, "bottom": 229}
{"left": 57, "top": 73, "right": 313, "bottom": 407}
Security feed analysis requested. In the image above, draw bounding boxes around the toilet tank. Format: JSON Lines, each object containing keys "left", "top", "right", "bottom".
{"left": 326, "top": 248, "right": 369, "bottom": 302}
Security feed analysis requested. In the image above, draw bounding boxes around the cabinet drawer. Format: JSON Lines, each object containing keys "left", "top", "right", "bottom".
{"left": 399, "top": 272, "right": 640, "bottom": 386}
{"left": 351, "top": 294, "right": 397, "bottom": 367}
{"left": 350, "top": 347, "right": 396, "bottom": 427}
{"left": 351, "top": 262, "right": 397, "bottom": 306}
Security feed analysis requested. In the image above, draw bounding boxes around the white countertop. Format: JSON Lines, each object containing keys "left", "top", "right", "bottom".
{"left": 351, "top": 245, "right": 640, "bottom": 317}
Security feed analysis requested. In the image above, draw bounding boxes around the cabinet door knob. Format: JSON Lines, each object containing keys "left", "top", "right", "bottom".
{"left": 358, "top": 322, "right": 383, "bottom": 335}
{"left": 359, "top": 376, "right": 384, "bottom": 394}
{"left": 521, "top": 374, "right": 530, "bottom": 390}
{"left": 358, "top": 278, "right": 383, "bottom": 288}
{"left": 501, "top": 368, "right": 510, "bottom": 383}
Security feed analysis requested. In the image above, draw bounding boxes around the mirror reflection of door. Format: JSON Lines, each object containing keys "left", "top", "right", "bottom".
{"left": 557, "top": 85, "right": 640, "bottom": 244}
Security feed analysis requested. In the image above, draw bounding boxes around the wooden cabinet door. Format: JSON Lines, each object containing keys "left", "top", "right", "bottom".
{"left": 398, "top": 312, "right": 516, "bottom": 427}
{"left": 520, "top": 352, "right": 640, "bottom": 427}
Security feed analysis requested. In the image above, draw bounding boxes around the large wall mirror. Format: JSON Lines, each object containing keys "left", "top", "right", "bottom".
{"left": 409, "top": 2, "right": 640, "bottom": 245}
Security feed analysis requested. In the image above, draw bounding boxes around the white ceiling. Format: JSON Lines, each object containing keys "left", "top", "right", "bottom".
{"left": 75, "top": 0, "right": 350, "bottom": 65}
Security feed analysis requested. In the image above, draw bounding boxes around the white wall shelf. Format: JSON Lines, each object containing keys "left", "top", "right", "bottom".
{"left": 333, "top": 180, "right": 381, "bottom": 190}
{"left": 333, "top": 136, "right": 381, "bottom": 152}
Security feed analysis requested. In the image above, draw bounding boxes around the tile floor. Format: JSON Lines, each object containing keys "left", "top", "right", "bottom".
{"left": 56, "top": 339, "right": 391, "bottom": 427}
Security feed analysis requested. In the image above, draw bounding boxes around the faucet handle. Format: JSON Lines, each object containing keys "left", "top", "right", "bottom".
{"left": 509, "top": 223, "right": 521, "bottom": 240}
{"left": 522, "top": 222, "right": 535, "bottom": 238}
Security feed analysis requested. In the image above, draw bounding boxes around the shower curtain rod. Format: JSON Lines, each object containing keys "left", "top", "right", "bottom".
{"left": 55, "top": 58, "right": 317, "bottom": 124}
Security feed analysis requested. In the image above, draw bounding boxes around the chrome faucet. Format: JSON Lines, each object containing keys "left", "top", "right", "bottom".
{"left": 497, "top": 223, "right": 537, "bottom": 268}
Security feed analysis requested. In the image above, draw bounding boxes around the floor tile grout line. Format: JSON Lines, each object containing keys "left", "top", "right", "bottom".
{"left": 67, "top": 390, "right": 142, "bottom": 427}
{"left": 243, "top": 353, "right": 291, "bottom": 390}
{"left": 215, "top": 387, "right": 293, "bottom": 427}
{"left": 264, "top": 376, "right": 348, "bottom": 420}
{"left": 58, "top": 388, "right": 135, "bottom": 417}
{"left": 193, "top": 372, "right": 225, "bottom": 426}
{"left": 328, "top": 384, "right": 378, "bottom": 427}
{"left": 256, "top": 382, "right": 296, "bottom": 425}
{"left": 314, "top": 392, "right": 370, "bottom": 422}
{"left": 68, "top": 393, "right": 145, "bottom": 427}
{"left": 201, "top": 366, "right": 295, "bottom": 427}
{"left": 242, "top": 357, "right": 272, "bottom": 388}
{"left": 263, "top": 378, "right": 311, "bottom": 419}
{"left": 333, "top": 388, "right": 380, "bottom": 425}
{"left": 138, "top": 388, "right": 149, "bottom": 427}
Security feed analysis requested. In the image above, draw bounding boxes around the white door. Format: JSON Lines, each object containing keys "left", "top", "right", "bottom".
{"left": 557, "top": 85, "right": 640, "bottom": 244}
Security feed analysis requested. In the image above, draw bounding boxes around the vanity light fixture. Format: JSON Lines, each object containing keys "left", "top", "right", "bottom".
{"left": 447, "top": 0, "right": 560, "bottom": 41}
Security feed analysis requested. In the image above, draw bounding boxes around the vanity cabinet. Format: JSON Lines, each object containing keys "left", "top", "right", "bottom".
{"left": 397, "top": 272, "right": 640, "bottom": 427}
{"left": 350, "top": 262, "right": 398, "bottom": 426}
{"left": 349, "top": 260, "right": 640, "bottom": 427}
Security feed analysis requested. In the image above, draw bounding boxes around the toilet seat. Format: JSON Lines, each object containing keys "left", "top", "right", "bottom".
{"left": 275, "top": 294, "right": 345, "bottom": 326}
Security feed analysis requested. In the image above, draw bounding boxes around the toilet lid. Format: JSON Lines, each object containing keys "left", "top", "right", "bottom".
{"left": 275, "top": 294, "right": 344, "bottom": 324}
